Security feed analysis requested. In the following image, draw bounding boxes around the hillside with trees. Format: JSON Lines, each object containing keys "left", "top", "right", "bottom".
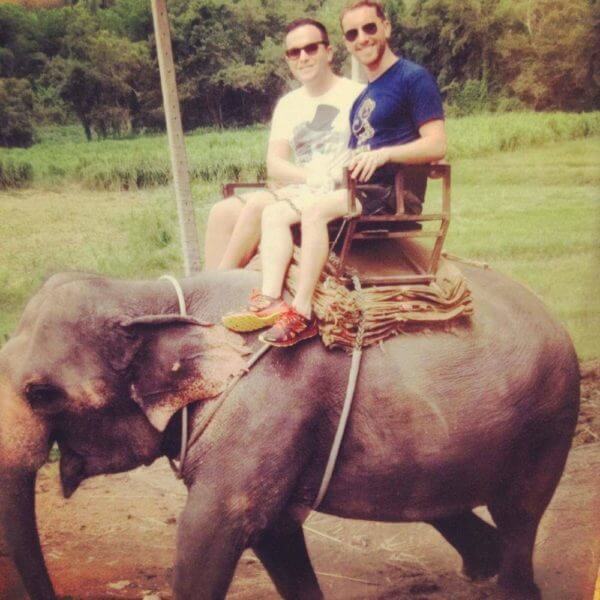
{"left": 1, "top": 0, "right": 598, "bottom": 146}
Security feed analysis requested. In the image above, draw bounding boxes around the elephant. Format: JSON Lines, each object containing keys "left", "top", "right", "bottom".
{"left": 0, "top": 264, "right": 580, "bottom": 600}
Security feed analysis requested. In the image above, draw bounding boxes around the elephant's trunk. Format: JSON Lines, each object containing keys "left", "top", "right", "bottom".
{"left": 0, "top": 361, "right": 56, "bottom": 599}
{"left": 0, "top": 470, "right": 57, "bottom": 600}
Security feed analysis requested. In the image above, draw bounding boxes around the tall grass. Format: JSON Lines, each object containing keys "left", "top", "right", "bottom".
{"left": 0, "top": 158, "right": 33, "bottom": 189}
{"left": 0, "top": 125, "right": 268, "bottom": 190}
{"left": 445, "top": 112, "right": 600, "bottom": 159}
{"left": 0, "top": 112, "right": 598, "bottom": 190}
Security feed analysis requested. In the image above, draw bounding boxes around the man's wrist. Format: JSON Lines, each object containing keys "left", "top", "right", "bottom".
{"left": 379, "top": 146, "right": 395, "bottom": 164}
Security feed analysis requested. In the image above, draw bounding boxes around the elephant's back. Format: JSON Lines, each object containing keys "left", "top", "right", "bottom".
{"left": 307, "top": 264, "right": 579, "bottom": 519}
{"left": 356, "top": 262, "right": 579, "bottom": 420}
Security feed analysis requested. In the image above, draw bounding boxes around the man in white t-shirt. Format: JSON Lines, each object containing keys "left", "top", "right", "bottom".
{"left": 204, "top": 18, "right": 362, "bottom": 271}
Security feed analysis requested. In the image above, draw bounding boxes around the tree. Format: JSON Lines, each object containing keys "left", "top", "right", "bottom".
{"left": 0, "top": 78, "right": 35, "bottom": 147}
{"left": 53, "top": 8, "right": 155, "bottom": 139}
{"left": 496, "top": 0, "right": 600, "bottom": 111}
{"left": 0, "top": 4, "right": 42, "bottom": 78}
{"left": 402, "top": 0, "right": 520, "bottom": 95}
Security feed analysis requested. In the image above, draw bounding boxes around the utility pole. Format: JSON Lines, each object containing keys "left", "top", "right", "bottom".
{"left": 151, "top": 0, "right": 201, "bottom": 275}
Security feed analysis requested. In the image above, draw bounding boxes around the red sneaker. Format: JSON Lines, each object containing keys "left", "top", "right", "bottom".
{"left": 222, "top": 289, "right": 289, "bottom": 332}
{"left": 259, "top": 306, "right": 318, "bottom": 347}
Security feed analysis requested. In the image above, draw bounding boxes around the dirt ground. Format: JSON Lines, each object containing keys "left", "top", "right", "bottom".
{"left": 1, "top": 361, "right": 599, "bottom": 600}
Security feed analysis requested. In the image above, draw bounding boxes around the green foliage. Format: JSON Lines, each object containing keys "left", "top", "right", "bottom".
{"left": 0, "top": 78, "right": 36, "bottom": 147}
{"left": 496, "top": 0, "right": 600, "bottom": 111}
{"left": 0, "top": 157, "right": 33, "bottom": 189}
{"left": 98, "top": 0, "right": 153, "bottom": 41}
{"left": 1, "top": 0, "right": 598, "bottom": 135}
{"left": 444, "top": 78, "right": 491, "bottom": 116}
{"left": 53, "top": 10, "right": 156, "bottom": 140}
{"left": 0, "top": 4, "right": 39, "bottom": 78}
{"left": 400, "top": 0, "right": 514, "bottom": 92}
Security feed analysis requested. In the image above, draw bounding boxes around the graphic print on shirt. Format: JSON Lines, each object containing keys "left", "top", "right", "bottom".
{"left": 292, "top": 104, "right": 345, "bottom": 167}
{"left": 351, "top": 97, "right": 376, "bottom": 148}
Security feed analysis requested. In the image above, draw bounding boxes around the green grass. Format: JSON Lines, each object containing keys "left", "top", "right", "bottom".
{"left": 0, "top": 112, "right": 598, "bottom": 190}
{"left": 445, "top": 112, "right": 600, "bottom": 160}
{"left": 445, "top": 137, "right": 600, "bottom": 360}
{"left": 0, "top": 134, "right": 598, "bottom": 359}
{"left": 0, "top": 125, "right": 268, "bottom": 190}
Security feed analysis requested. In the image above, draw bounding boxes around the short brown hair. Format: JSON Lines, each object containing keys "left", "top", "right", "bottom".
{"left": 340, "top": 0, "right": 387, "bottom": 25}
{"left": 285, "top": 18, "right": 330, "bottom": 46}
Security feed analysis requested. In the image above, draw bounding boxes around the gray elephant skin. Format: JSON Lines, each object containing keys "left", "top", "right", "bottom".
{"left": 0, "top": 266, "right": 579, "bottom": 600}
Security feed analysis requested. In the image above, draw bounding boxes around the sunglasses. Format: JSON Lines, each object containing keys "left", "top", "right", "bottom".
{"left": 285, "top": 41, "right": 327, "bottom": 60}
{"left": 343, "top": 22, "right": 378, "bottom": 42}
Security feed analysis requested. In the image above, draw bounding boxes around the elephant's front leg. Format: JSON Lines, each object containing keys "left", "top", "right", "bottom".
{"left": 171, "top": 393, "right": 320, "bottom": 598}
{"left": 172, "top": 485, "right": 248, "bottom": 599}
{"left": 253, "top": 516, "right": 323, "bottom": 600}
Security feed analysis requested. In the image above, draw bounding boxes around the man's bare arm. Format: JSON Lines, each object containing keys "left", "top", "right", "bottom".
{"left": 348, "top": 120, "right": 447, "bottom": 182}
{"left": 266, "top": 139, "right": 308, "bottom": 185}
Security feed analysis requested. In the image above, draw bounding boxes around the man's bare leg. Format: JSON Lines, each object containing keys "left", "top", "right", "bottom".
{"left": 291, "top": 192, "right": 350, "bottom": 317}
{"left": 260, "top": 201, "right": 301, "bottom": 298}
{"left": 257, "top": 191, "right": 351, "bottom": 347}
{"left": 204, "top": 196, "right": 244, "bottom": 270}
{"left": 218, "top": 190, "right": 277, "bottom": 270}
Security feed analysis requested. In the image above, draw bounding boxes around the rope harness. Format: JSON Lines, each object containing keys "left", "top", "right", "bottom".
{"left": 285, "top": 247, "right": 473, "bottom": 350}
{"left": 159, "top": 275, "right": 363, "bottom": 508}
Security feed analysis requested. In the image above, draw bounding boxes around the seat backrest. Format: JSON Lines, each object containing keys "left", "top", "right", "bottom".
{"left": 336, "top": 163, "right": 451, "bottom": 285}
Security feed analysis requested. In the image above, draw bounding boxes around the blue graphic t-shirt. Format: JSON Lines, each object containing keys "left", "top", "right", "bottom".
{"left": 349, "top": 59, "right": 444, "bottom": 184}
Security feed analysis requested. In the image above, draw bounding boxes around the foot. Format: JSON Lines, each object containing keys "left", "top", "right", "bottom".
{"left": 259, "top": 306, "right": 318, "bottom": 347}
{"left": 222, "top": 289, "right": 289, "bottom": 332}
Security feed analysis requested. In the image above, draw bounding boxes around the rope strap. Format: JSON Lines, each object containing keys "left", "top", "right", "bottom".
{"left": 313, "top": 275, "right": 365, "bottom": 508}
{"left": 159, "top": 275, "right": 191, "bottom": 479}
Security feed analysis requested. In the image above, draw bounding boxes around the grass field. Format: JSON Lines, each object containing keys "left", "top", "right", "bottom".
{"left": 0, "top": 131, "right": 598, "bottom": 359}
{"left": 1, "top": 112, "right": 599, "bottom": 190}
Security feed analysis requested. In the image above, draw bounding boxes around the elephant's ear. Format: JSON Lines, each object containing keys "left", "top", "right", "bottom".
{"left": 123, "top": 319, "right": 250, "bottom": 431}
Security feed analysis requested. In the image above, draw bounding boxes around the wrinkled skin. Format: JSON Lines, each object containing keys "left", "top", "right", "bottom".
{"left": 0, "top": 267, "right": 579, "bottom": 600}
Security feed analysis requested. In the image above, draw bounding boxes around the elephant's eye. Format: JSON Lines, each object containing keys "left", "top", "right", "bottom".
{"left": 24, "top": 383, "right": 65, "bottom": 413}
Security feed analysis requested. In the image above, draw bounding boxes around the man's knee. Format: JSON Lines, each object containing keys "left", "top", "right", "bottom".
{"left": 300, "top": 203, "right": 330, "bottom": 229}
{"left": 208, "top": 196, "right": 243, "bottom": 225}
{"left": 243, "top": 190, "right": 274, "bottom": 218}
{"left": 262, "top": 202, "right": 297, "bottom": 229}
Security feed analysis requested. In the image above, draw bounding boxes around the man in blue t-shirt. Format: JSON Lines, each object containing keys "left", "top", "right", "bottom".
{"left": 224, "top": 0, "right": 447, "bottom": 347}
{"left": 345, "top": 0, "right": 446, "bottom": 214}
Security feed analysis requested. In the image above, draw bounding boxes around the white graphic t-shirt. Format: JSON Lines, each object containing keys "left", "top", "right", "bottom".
{"left": 269, "top": 76, "right": 364, "bottom": 186}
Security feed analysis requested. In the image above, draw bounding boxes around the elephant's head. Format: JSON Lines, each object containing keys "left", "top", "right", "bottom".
{"left": 0, "top": 274, "right": 248, "bottom": 599}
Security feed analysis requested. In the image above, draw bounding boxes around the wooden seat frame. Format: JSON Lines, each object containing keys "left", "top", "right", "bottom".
{"left": 222, "top": 163, "right": 451, "bottom": 286}
{"left": 336, "top": 164, "right": 451, "bottom": 285}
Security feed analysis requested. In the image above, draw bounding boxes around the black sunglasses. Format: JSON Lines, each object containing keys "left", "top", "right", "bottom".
{"left": 343, "top": 21, "right": 378, "bottom": 42}
{"left": 285, "top": 41, "right": 327, "bottom": 60}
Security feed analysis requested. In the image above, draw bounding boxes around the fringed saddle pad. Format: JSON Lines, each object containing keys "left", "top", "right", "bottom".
{"left": 284, "top": 247, "right": 473, "bottom": 350}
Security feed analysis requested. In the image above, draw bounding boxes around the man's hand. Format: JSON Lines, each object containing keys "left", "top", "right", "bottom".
{"left": 348, "top": 148, "right": 390, "bottom": 182}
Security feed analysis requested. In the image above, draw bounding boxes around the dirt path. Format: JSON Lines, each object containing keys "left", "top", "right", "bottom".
{"left": 1, "top": 362, "right": 599, "bottom": 600}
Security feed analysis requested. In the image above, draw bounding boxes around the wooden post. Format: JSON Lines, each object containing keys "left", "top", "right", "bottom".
{"left": 151, "top": 0, "right": 201, "bottom": 275}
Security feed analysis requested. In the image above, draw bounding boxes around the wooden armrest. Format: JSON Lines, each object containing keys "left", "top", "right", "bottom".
{"left": 344, "top": 163, "right": 451, "bottom": 218}
{"left": 222, "top": 181, "right": 267, "bottom": 198}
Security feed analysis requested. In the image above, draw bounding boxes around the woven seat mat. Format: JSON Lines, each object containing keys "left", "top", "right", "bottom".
{"left": 248, "top": 247, "right": 473, "bottom": 350}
